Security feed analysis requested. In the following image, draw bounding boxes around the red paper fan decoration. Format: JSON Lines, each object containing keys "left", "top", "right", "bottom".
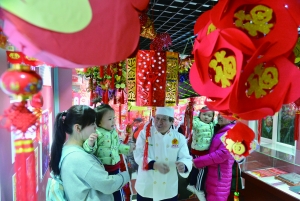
{"left": 1, "top": 0, "right": 149, "bottom": 67}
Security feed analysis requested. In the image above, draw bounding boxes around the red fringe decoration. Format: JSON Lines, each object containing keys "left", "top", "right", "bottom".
{"left": 120, "top": 89, "right": 125, "bottom": 104}
{"left": 143, "top": 119, "right": 152, "bottom": 170}
{"left": 257, "top": 119, "right": 262, "bottom": 144}
{"left": 184, "top": 98, "right": 195, "bottom": 140}
{"left": 109, "top": 64, "right": 115, "bottom": 89}
{"left": 103, "top": 90, "right": 109, "bottom": 104}
{"left": 14, "top": 139, "right": 37, "bottom": 201}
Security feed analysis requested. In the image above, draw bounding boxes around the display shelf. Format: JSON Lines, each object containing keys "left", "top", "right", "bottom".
{"left": 241, "top": 151, "right": 300, "bottom": 201}
{"left": 255, "top": 145, "right": 300, "bottom": 167}
{"left": 244, "top": 171, "right": 300, "bottom": 200}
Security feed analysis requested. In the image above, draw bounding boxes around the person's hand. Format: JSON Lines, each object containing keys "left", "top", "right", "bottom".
{"left": 175, "top": 161, "right": 185, "bottom": 173}
{"left": 153, "top": 162, "right": 170, "bottom": 174}
{"left": 88, "top": 133, "right": 98, "bottom": 147}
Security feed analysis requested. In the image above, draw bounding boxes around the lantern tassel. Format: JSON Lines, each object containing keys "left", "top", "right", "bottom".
{"left": 143, "top": 119, "right": 152, "bottom": 170}
{"left": 234, "top": 162, "right": 240, "bottom": 201}
{"left": 257, "top": 119, "right": 262, "bottom": 144}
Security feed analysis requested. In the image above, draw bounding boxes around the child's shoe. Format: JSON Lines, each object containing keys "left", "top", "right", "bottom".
{"left": 186, "top": 185, "right": 206, "bottom": 201}
{"left": 194, "top": 190, "right": 206, "bottom": 201}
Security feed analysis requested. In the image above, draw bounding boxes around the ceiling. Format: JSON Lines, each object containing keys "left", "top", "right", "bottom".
{"left": 139, "top": 0, "right": 218, "bottom": 56}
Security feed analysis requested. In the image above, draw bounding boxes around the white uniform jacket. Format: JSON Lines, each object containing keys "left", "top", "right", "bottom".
{"left": 133, "top": 124, "right": 192, "bottom": 201}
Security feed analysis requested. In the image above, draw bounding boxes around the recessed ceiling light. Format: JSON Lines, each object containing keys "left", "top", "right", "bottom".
{"left": 189, "top": 2, "right": 197, "bottom": 5}
{"left": 202, "top": 4, "right": 210, "bottom": 7}
{"left": 174, "top": 0, "right": 184, "bottom": 2}
{"left": 169, "top": 6, "right": 178, "bottom": 8}
{"left": 182, "top": 7, "right": 190, "bottom": 10}
{"left": 195, "top": 10, "right": 202, "bottom": 12}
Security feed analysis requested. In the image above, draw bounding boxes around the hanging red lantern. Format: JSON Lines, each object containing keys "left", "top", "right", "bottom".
{"left": 0, "top": 63, "right": 42, "bottom": 201}
{"left": 0, "top": 64, "right": 43, "bottom": 133}
{"left": 0, "top": 64, "right": 43, "bottom": 100}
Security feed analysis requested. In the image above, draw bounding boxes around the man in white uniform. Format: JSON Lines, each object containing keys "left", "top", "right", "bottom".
{"left": 134, "top": 107, "right": 193, "bottom": 201}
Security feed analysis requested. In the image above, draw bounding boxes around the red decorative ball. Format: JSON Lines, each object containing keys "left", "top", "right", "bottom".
{"left": 0, "top": 64, "right": 43, "bottom": 99}
{"left": 30, "top": 92, "right": 43, "bottom": 108}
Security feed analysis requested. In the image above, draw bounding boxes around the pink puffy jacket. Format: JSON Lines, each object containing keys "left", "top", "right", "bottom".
{"left": 193, "top": 124, "right": 235, "bottom": 201}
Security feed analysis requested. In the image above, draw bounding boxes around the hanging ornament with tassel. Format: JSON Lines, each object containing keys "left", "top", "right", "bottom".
{"left": 0, "top": 63, "right": 43, "bottom": 201}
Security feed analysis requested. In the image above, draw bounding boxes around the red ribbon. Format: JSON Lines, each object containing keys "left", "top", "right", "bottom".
{"left": 14, "top": 139, "right": 37, "bottom": 201}
{"left": 103, "top": 90, "right": 109, "bottom": 104}
{"left": 143, "top": 119, "right": 152, "bottom": 170}
{"left": 99, "top": 66, "right": 104, "bottom": 78}
{"left": 257, "top": 119, "right": 262, "bottom": 144}
{"left": 184, "top": 98, "right": 195, "bottom": 139}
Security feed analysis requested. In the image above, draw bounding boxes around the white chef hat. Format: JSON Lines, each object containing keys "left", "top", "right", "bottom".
{"left": 155, "top": 107, "right": 174, "bottom": 118}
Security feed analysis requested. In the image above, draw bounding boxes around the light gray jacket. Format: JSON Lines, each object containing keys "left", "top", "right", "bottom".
{"left": 61, "top": 145, "right": 129, "bottom": 201}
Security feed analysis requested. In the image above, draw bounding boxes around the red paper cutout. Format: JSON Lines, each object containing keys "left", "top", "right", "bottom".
{"left": 1, "top": 0, "right": 149, "bottom": 67}
{"left": 210, "top": 0, "right": 299, "bottom": 61}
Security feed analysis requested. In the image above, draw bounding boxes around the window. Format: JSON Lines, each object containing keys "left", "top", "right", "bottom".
{"left": 256, "top": 104, "right": 296, "bottom": 155}
{"left": 277, "top": 105, "right": 295, "bottom": 146}
{"left": 261, "top": 116, "right": 273, "bottom": 140}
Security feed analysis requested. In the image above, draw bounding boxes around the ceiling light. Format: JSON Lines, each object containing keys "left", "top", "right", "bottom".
{"left": 202, "top": 4, "right": 210, "bottom": 7}
{"left": 182, "top": 7, "right": 190, "bottom": 10}
{"left": 169, "top": 6, "right": 178, "bottom": 8}
{"left": 174, "top": 0, "right": 184, "bottom": 2}
{"left": 189, "top": 2, "right": 197, "bottom": 5}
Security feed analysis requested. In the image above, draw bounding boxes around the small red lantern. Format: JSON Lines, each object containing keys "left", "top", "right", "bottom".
{"left": 0, "top": 64, "right": 43, "bottom": 100}
{"left": 0, "top": 64, "right": 43, "bottom": 134}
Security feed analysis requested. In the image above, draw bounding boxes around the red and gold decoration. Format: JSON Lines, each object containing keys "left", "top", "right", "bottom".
{"left": 150, "top": 33, "right": 172, "bottom": 51}
{"left": 139, "top": 12, "right": 157, "bottom": 40}
{"left": 0, "top": 62, "right": 42, "bottom": 201}
{"left": 190, "top": 0, "right": 300, "bottom": 120}
{"left": 183, "top": 98, "right": 195, "bottom": 140}
{"left": 132, "top": 50, "right": 178, "bottom": 107}
{"left": 142, "top": 107, "right": 156, "bottom": 170}
{"left": 6, "top": 51, "right": 46, "bottom": 66}
{"left": 0, "top": 28, "right": 7, "bottom": 49}
{"left": 221, "top": 122, "right": 257, "bottom": 201}
{"left": 126, "top": 58, "right": 137, "bottom": 103}
{"left": 221, "top": 122, "right": 257, "bottom": 162}
{"left": 14, "top": 139, "right": 37, "bottom": 201}
{"left": 78, "top": 61, "right": 127, "bottom": 105}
